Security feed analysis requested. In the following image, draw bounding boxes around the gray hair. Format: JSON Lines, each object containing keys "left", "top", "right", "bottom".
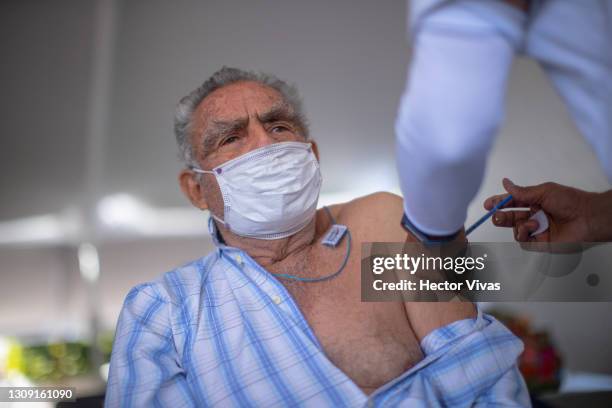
{"left": 174, "top": 66, "right": 309, "bottom": 167}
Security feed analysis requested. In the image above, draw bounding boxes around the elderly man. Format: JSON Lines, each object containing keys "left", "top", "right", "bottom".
{"left": 105, "top": 67, "right": 529, "bottom": 407}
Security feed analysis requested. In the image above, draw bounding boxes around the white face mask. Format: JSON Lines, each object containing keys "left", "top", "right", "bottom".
{"left": 192, "top": 141, "right": 322, "bottom": 240}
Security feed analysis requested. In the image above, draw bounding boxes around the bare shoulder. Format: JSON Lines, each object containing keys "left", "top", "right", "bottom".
{"left": 334, "top": 191, "right": 414, "bottom": 243}
{"left": 345, "top": 191, "right": 404, "bottom": 213}
{"left": 333, "top": 193, "right": 476, "bottom": 341}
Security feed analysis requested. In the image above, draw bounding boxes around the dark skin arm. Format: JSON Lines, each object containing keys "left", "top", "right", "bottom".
{"left": 485, "top": 178, "right": 612, "bottom": 243}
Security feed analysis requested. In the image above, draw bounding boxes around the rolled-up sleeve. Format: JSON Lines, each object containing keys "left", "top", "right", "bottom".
{"left": 420, "top": 311, "right": 531, "bottom": 407}
{"left": 105, "top": 284, "right": 195, "bottom": 408}
{"left": 376, "top": 309, "right": 531, "bottom": 407}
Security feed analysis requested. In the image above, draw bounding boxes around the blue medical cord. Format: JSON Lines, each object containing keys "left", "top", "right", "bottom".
{"left": 273, "top": 206, "right": 351, "bottom": 282}
{"left": 465, "top": 194, "right": 513, "bottom": 236}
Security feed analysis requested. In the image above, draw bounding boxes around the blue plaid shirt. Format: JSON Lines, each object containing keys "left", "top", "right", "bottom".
{"left": 106, "top": 222, "right": 530, "bottom": 407}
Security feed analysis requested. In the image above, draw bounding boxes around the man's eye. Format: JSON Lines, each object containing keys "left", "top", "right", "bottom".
{"left": 221, "top": 135, "right": 239, "bottom": 146}
{"left": 271, "top": 125, "right": 290, "bottom": 133}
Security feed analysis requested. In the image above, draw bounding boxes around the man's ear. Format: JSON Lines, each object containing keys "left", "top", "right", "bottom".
{"left": 179, "top": 169, "right": 209, "bottom": 211}
{"left": 310, "top": 140, "right": 320, "bottom": 162}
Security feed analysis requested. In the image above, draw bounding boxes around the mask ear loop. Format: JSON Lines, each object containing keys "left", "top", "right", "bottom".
{"left": 191, "top": 166, "right": 227, "bottom": 226}
{"left": 190, "top": 166, "right": 216, "bottom": 176}
{"left": 273, "top": 206, "right": 351, "bottom": 283}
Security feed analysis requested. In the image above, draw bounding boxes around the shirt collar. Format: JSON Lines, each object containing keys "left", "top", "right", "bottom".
{"left": 208, "top": 215, "right": 246, "bottom": 259}
{"left": 208, "top": 216, "right": 225, "bottom": 247}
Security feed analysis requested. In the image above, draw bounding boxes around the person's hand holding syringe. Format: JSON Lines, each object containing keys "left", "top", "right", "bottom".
{"left": 484, "top": 178, "right": 612, "bottom": 243}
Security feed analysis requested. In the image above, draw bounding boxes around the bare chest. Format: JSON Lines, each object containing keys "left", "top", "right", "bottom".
{"left": 274, "top": 252, "right": 424, "bottom": 394}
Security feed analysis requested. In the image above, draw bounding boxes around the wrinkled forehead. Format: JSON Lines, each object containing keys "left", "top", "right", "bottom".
{"left": 192, "top": 81, "right": 287, "bottom": 131}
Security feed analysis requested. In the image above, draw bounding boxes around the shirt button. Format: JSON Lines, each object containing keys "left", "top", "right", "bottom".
{"left": 236, "top": 255, "right": 243, "bottom": 265}
{"left": 272, "top": 295, "right": 282, "bottom": 305}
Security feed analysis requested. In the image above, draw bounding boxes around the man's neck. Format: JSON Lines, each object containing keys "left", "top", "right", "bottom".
{"left": 216, "top": 217, "right": 320, "bottom": 268}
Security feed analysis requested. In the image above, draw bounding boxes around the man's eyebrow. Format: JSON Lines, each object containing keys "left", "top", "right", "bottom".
{"left": 200, "top": 102, "right": 299, "bottom": 155}
{"left": 257, "top": 102, "right": 298, "bottom": 125}
{"left": 201, "top": 117, "right": 248, "bottom": 154}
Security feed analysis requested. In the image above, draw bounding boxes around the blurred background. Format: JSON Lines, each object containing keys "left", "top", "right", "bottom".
{"left": 1, "top": 0, "right": 611, "bottom": 404}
